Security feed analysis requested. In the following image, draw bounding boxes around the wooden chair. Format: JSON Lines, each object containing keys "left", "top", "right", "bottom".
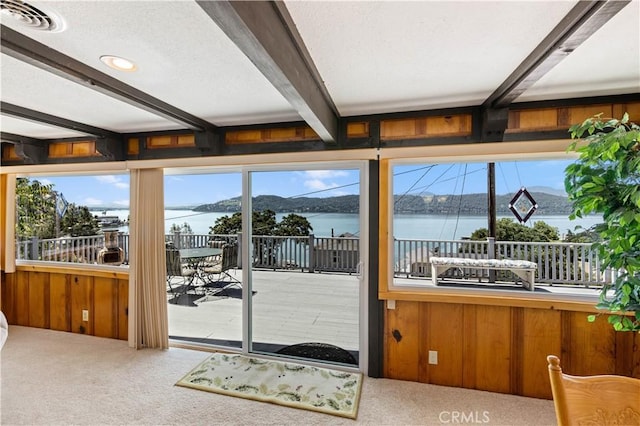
{"left": 547, "top": 355, "right": 640, "bottom": 426}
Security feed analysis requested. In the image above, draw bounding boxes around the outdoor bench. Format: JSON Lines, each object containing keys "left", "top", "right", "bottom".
{"left": 430, "top": 256, "right": 537, "bottom": 291}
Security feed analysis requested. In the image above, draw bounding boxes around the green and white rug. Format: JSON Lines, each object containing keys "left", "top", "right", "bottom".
{"left": 176, "top": 352, "right": 362, "bottom": 419}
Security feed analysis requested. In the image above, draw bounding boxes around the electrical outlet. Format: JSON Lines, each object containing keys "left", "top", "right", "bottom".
{"left": 82, "top": 310, "right": 89, "bottom": 321}
{"left": 428, "top": 350, "right": 438, "bottom": 365}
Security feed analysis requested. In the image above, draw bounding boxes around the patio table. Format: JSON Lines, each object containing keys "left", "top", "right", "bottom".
{"left": 179, "top": 247, "right": 222, "bottom": 295}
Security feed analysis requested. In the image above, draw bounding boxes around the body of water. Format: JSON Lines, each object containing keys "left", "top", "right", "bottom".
{"left": 96, "top": 209, "right": 601, "bottom": 240}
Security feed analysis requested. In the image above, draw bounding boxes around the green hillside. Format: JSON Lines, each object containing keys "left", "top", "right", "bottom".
{"left": 194, "top": 192, "right": 573, "bottom": 215}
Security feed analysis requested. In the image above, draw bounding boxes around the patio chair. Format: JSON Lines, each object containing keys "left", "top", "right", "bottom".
{"left": 202, "top": 243, "right": 241, "bottom": 295}
{"left": 166, "top": 246, "right": 195, "bottom": 297}
{"left": 546, "top": 355, "right": 640, "bottom": 426}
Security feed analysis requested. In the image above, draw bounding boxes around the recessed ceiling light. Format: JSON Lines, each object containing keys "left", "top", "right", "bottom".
{"left": 100, "top": 55, "right": 137, "bottom": 72}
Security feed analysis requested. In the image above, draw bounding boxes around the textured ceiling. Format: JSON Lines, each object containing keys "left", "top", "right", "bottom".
{"left": 1, "top": 0, "right": 638, "bottom": 140}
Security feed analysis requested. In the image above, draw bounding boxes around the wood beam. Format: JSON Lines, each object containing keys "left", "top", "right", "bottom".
{"left": 484, "top": 0, "right": 631, "bottom": 108}
{"left": 1, "top": 102, "right": 121, "bottom": 140}
{"left": 0, "top": 25, "right": 218, "bottom": 133}
{"left": 0, "top": 131, "right": 42, "bottom": 145}
{"left": 196, "top": 1, "right": 338, "bottom": 143}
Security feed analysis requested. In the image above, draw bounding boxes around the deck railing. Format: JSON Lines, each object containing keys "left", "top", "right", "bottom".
{"left": 394, "top": 238, "right": 612, "bottom": 286}
{"left": 16, "top": 233, "right": 610, "bottom": 286}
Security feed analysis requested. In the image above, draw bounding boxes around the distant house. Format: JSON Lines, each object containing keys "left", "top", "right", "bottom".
{"left": 96, "top": 215, "right": 124, "bottom": 228}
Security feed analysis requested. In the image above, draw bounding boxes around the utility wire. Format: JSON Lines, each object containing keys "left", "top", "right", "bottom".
{"left": 452, "top": 164, "right": 468, "bottom": 239}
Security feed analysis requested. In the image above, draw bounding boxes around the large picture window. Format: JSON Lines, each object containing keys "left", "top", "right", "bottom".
{"left": 15, "top": 173, "right": 130, "bottom": 266}
{"left": 390, "top": 159, "right": 606, "bottom": 294}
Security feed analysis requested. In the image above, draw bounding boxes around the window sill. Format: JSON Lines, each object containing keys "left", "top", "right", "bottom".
{"left": 15, "top": 261, "right": 129, "bottom": 280}
{"left": 380, "top": 284, "right": 602, "bottom": 313}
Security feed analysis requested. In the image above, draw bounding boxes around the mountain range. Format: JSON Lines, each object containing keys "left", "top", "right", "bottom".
{"left": 193, "top": 187, "right": 573, "bottom": 216}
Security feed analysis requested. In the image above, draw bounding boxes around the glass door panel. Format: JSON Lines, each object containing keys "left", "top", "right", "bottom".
{"left": 165, "top": 172, "right": 243, "bottom": 348}
{"left": 248, "top": 169, "right": 362, "bottom": 366}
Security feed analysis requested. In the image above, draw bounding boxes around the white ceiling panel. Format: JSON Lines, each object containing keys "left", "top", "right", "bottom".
{"left": 1, "top": 0, "right": 300, "bottom": 126}
{"left": 0, "top": 54, "right": 182, "bottom": 133}
{"left": 517, "top": 0, "right": 640, "bottom": 102}
{"left": 0, "top": 115, "right": 88, "bottom": 139}
{"left": 285, "top": 1, "right": 578, "bottom": 116}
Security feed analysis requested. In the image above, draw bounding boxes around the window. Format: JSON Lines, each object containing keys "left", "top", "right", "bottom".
{"left": 389, "top": 159, "right": 605, "bottom": 294}
{"left": 15, "top": 173, "right": 130, "bottom": 266}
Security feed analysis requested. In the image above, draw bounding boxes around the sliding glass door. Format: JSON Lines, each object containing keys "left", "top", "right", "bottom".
{"left": 247, "top": 166, "right": 365, "bottom": 366}
{"left": 165, "top": 163, "right": 367, "bottom": 368}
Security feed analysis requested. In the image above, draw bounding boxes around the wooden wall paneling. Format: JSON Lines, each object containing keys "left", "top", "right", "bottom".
{"left": 514, "top": 109, "right": 558, "bottom": 131}
{"left": 612, "top": 102, "right": 640, "bottom": 121}
{"left": 15, "top": 270, "right": 30, "bottom": 326}
{"left": 563, "top": 311, "right": 616, "bottom": 376}
{"left": 426, "top": 302, "right": 464, "bottom": 387}
{"left": 417, "top": 302, "right": 430, "bottom": 383}
{"left": 1, "top": 272, "right": 16, "bottom": 323}
{"left": 520, "top": 308, "right": 562, "bottom": 399}
{"left": 117, "top": 278, "right": 128, "bottom": 340}
{"left": 568, "top": 105, "right": 612, "bottom": 124}
{"left": 384, "top": 300, "right": 420, "bottom": 381}
{"left": 378, "top": 159, "right": 390, "bottom": 293}
{"left": 347, "top": 122, "right": 369, "bottom": 138}
{"left": 381, "top": 119, "right": 417, "bottom": 139}
{"left": 615, "top": 331, "right": 640, "bottom": 378}
{"left": 462, "top": 304, "right": 477, "bottom": 389}
{"left": 510, "top": 307, "right": 524, "bottom": 395}
{"left": 27, "top": 271, "right": 48, "bottom": 329}
{"left": 127, "top": 138, "right": 140, "bottom": 155}
{"left": 93, "top": 276, "right": 117, "bottom": 338}
{"left": 49, "top": 273, "right": 70, "bottom": 331}
{"left": 473, "top": 305, "right": 512, "bottom": 393}
{"left": 70, "top": 274, "right": 93, "bottom": 335}
{"left": 425, "top": 115, "right": 471, "bottom": 136}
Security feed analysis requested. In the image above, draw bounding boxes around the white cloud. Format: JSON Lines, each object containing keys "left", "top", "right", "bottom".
{"left": 95, "top": 175, "right": 129, "bottom": 189}
{"left": 113, "top": 199, "right": 130, "bottom": 207}
{"left": 304, "top": 179, "right": 339, "bottom": 191}
{"left": 303, "top": 170, "right": 349, "bottom": 179}
{"left": 83, "top": 197, "right": 103, "bottom": 206}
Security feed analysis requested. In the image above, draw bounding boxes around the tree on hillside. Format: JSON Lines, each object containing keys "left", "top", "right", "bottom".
{"left": 211, "top": 210, "right": 313, "bottom": 267}
{"left": 16, "top": 178, "right": 56, "bottom": 239}
{"left": 16, "top": 178, "right": 100, "bottom": 240}
{"left": 470, "top": 218, "right": 559, "bottom": 242}
{"left": 210, "top": 210, "right": 312, "bottom": 236}
{"left": 169, "top": 222, "right": 193, "bottom": 234}
{"left": 60, "top": 204, "right": 100, "bottom": 237}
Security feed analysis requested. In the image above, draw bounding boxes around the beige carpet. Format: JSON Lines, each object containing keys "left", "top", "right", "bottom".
{"left": 0, "top": 326, "right": 557, "bottom": 425}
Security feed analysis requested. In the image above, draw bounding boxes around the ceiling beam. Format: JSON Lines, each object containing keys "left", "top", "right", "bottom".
{"left": 1, "top": 102, "right": 121, "bottom": 139}
{"left": 0, "top": 132, "right": 47, "bottom": 163}
{"left": 0, "top": 25, "right": 217, "bottom": 133}
{"left": 196, "top": 0, "right": 339, "bottom": 143}
{"left": 484, "top": 0, "right": 631, "bottom": 109}
{"left": 0, "top": 131, "right": 42, "bottom": 145}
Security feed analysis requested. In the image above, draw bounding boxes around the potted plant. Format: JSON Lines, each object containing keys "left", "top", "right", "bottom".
{"left": 565, "top": 113, "right": 640, "bottom": 332}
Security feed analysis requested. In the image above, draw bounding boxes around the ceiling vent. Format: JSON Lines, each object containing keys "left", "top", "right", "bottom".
{"left": 0, "top": 0, "right": 63, "bottom": 32}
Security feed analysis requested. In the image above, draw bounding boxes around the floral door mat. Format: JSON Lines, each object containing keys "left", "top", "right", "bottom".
{"left": 176, "top": 352, "right": 362, "bottom": 419}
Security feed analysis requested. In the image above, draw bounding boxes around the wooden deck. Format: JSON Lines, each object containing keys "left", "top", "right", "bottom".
{"left": 167, "top": 269, "right": 360, "bottom": 352}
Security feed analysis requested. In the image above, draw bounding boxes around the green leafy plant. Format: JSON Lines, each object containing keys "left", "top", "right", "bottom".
{"left": 565, "top": 113, "right": 640, "bottom": 332}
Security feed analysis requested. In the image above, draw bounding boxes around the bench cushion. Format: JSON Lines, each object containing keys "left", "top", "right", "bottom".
{"left": 430, "top": 256, "right": 537, "bottom": 270}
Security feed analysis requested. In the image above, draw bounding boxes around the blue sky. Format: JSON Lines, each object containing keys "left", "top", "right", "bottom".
{"left": 38, "top": 159, "right": 573, "bottom": 208}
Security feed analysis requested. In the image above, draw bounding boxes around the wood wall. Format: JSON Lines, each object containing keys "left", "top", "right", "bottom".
{"left": 1, "top": 268, "right": 128, "bottom": 340}
{"left": 384, "top": 300, "right": 640, "bottom": 399}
